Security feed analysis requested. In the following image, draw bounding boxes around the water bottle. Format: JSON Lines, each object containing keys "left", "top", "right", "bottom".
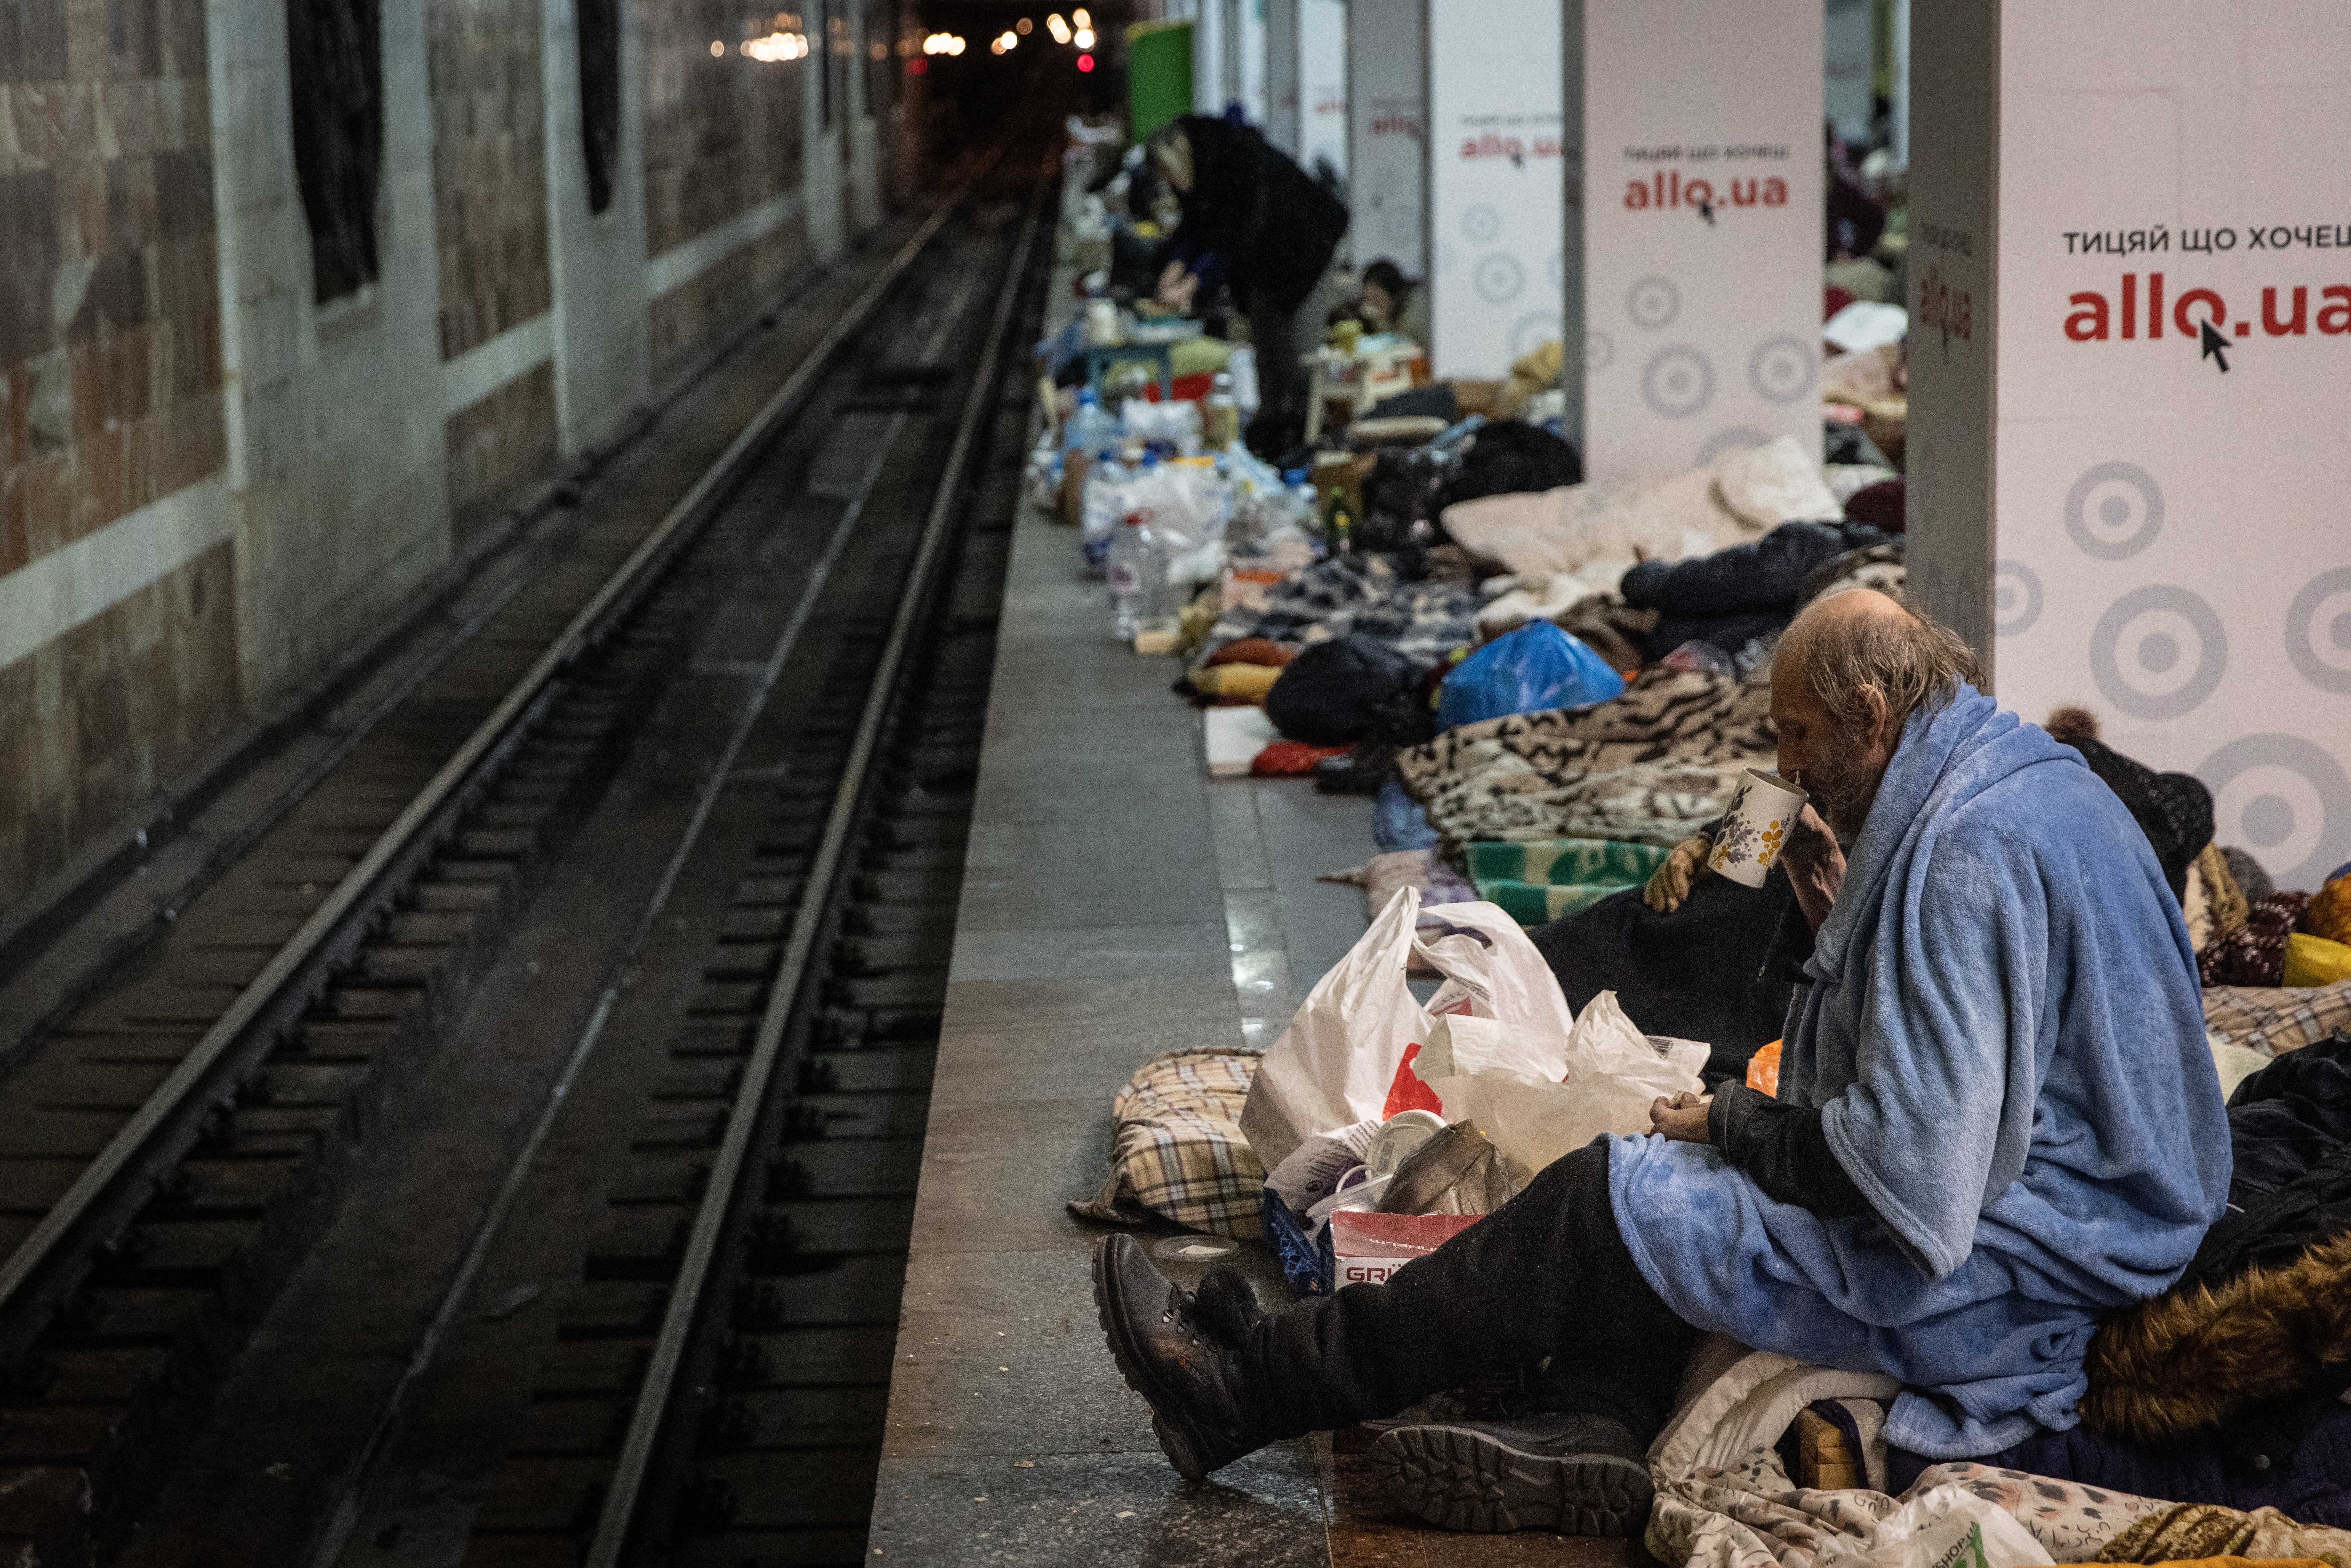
{"left": 1065, "top": 388, "right": 1115, "bottom": 457}
{"left": 1202, "top": 372, "right": 1240, "bottom": 449}
{"left": 1227, "top": 346, "right": 1260, "bottom": 414}
{"left": 1106, "top": 511, "right": 1172, "bottom": 642}
{"left": 1283, "top": 468, "right": 1316, "bottom": 527}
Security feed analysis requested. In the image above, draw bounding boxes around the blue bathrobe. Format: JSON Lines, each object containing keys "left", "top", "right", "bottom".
{"left": 1608, "top": 686, "right": 2231, "bottom": 1456}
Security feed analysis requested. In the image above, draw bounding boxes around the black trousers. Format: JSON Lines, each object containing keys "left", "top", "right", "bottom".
{"left": 1236, "top": 1143, "right": 1699, "bottom": 1441}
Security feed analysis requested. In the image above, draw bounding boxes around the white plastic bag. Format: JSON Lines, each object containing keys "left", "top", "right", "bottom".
{"left": 1816, "top": 1485, "right": 2049, "bottom": 1568}
{"left": 1415, "top": 991, "right": 1707, "bottom": 1186}
{"left": 1239, "top": 890, "right": 1579, "bottom": 1170}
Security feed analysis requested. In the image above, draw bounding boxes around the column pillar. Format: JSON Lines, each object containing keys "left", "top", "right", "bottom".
{"left": 1345, "top": 0, "right": 1423, "bottom": 275}
{"left": 1565, "top": 0, "right": 1823, "bottom": 473}
{"left": 1907, "top": 0, "right": 2351, "bottom": 889}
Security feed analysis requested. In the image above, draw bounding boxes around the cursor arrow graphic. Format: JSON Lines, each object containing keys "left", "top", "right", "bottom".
{"left": 2199, "top": 318, "right": 2232, "bottom": 372}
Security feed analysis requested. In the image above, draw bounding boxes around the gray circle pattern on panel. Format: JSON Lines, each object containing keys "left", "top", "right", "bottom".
{"left": 1748, "top": 334, "right": 1816, "bottom": 404}
{"left": 1992, "top": 559, "right": 2043, "bottom": 636}
{"left": 1641, "top": 345, "right": 1714, "bottom": 419}
{"left": 1694, "top": 427, "right": 1769, "bottom": 466}
{"left": 1511, "top": 311, "right": 1563, "bottom": 359}
{"left": 1585, "top": 330, "right": 1615, "bottom": 372}
{"left": 2089, "top": 584, "right": 2226, "bottom": 720}
{"left": 1626, "top": 275, "right": 1680, "bottom": 330}
{"left": 2064, "top": 461, "right": 2165, "bottom": 560}
{"left": 2198, "top": 732, "right": 2351, "bottom": 890}
{"left": 1463, "top": 204, "right": 1501, "bottom": 243}
{"left": 2285, "top": 565, "right": 2351, "bottom": 694}
{"left": 1474, "top": 253, "right": 1525, "bottom": 304}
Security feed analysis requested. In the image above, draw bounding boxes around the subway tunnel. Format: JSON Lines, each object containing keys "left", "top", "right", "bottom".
{"left": 0, "top": 1, "right": 2347, "bottom": 1564}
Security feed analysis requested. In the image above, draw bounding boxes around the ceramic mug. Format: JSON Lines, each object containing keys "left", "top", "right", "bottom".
{"left": 1708, "top": 768, "right": 1807, "bottom": 888}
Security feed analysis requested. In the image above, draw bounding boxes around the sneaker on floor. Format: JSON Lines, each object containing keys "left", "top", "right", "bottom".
{"left": 1370, "top": 1411, "right": 1655, "bottom": 1535}
{"left": 1090, "top": 1233, "right": 1265, "bottom": 1481}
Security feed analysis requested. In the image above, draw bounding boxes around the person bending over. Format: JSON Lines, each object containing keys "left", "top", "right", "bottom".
{"left": 1147, "top": 116, "right": 1348, "bottom": 458}
{"left": 1091, "top": 588, "right": 2228, "bottom": 1532}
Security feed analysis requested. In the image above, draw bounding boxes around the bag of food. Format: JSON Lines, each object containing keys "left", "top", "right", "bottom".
{"left": 1239, "top": 890, "right": 1578, "bottom": 1170}
{"left": 1413, "top": 991, "right": 1707, "bottom": 1186}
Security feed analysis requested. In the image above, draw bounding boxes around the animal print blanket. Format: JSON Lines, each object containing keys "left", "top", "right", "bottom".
{"left": 1395, "top": 664, "right": 1776, "bottom": 851}
{"left": 1197, "top": 552, "right": 1482, "bottom": 669}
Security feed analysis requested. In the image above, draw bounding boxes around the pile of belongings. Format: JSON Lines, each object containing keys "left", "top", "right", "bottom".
{"left": 1236, "top": 890, "right": 1712, "bottom": 1295}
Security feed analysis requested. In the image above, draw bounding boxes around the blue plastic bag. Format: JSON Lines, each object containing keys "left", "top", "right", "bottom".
{"left": 1434, "top": 621, "right": 1625, "bottom": 732}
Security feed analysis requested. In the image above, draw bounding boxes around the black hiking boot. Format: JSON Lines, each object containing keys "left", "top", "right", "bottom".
{"left": 1370, "top": 1410, "right": 1655, "bottom": 1534}
{"left": 1090, "top": 1234, "right": 1266, "bottom": 1481}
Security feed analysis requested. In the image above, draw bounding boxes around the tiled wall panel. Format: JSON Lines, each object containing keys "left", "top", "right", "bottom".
{"left": 0, "top": 0, "right": 234, "bottom": 904}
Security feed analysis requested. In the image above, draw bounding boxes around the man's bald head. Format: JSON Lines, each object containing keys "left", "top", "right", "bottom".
{"left": 1776, "top": 588, "right": 1980, "bottom": 739}
{"left": 1770, "top": 589, "right": 1980, "bottom": 839}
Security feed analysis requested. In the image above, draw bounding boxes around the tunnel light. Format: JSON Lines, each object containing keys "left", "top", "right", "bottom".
{"left": 1045, "top": 12, "right": 1070, "bottom": 41}
{"left": 710, "top": 39, "right": 725, "bottom": 55}
{"left": 742, "top": 29, "right": 807, "bottom": 59}
{"left": 923, "top": 30, "right": 966, "bottom": 53}
{"left": 1002, "top": 28, "right": 1020, "bottom": 47}
{"left": 1072, "top": 7, "right": 1089, "bottom": 27}
{"left": 1076, "top": 50, "right": 1093, "bottom": 70}
{"left": 1016, "top": 16, "right": 1032, "bottom": 31}
{"left": 1072, "top": 25, "right": 1093, "bottom": 47}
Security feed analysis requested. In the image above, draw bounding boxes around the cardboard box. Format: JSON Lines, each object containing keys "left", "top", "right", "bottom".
{"left": 1327, "top": 1210, "right": 1480, "bottom": 1287}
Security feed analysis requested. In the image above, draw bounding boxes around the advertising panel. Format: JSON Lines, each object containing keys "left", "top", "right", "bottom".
{"left": 1980, "top": 3, "right": 2351, "bottom": 886}
{"left": 1346, "top": 0, "right": 1424, "bottom": 275}
{"left": 1299, "top": 0, "right": 1348, "bottom": 185}
{"left": 1578, "top": 0, "right": 1821, "bottom": 477}
{"left": 1424, "top": 0, "right": 1564, "bottom": 380}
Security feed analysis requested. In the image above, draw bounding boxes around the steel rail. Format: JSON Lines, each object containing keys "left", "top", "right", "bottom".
{"left": 0, "top": 166, "right": 996, "bottom": 1341}
{"left": 579, "top": 168, "right": 1051, "bottom": 1568}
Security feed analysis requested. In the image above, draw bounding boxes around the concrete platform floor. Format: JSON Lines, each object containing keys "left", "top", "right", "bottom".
{"left": 868, "top": 439, "right": 1660, "bottom": 1567}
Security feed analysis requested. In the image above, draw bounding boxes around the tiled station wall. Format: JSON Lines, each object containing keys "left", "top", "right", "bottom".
{"left": 0, "top": 0, "right": 917, "bottom": 910}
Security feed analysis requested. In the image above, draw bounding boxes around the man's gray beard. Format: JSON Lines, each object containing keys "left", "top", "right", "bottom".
{"left": 1806, "top": 737, "right": 1884, "bottom": 843}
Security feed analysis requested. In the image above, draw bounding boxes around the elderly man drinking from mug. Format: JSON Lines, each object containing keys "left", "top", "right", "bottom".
{"left": 1090, "top": 589, "right": 2228, "bottom": 1534}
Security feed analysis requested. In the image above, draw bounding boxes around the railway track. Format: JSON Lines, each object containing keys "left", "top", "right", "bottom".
{"left": 0, "top": 141, "right": 1050, "bottom": 1565}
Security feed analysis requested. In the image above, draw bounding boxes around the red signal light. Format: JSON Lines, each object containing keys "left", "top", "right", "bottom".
{"left": 1076, "top": 50, "right": 1093, "bottom": 69}
{"left": 907, "top": 55, "right": 925, "bottom": 71}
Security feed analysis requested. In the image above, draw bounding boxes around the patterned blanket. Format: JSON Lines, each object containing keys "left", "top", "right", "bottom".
{"left": 1196, "top": 552, "right": 1482, "bottom": 669}
{"left": 1394, "top": 664, "right": 1777, "bottom": 851}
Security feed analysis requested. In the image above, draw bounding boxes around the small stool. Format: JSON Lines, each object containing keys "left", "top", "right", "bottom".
{"left": 1084, "top": 342, "right": 1175, "bottom": 401}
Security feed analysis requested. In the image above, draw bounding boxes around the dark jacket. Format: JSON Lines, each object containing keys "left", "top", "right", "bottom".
{"left": 1168, "top": 115, "right": 1348, "bottom": 316}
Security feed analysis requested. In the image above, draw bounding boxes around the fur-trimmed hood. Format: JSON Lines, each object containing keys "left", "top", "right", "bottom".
{"left": 2081, "top": 1231, "right": 2351, "bottom": 1445}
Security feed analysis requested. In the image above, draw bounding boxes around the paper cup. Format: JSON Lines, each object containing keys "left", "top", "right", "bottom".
{"left": 1708, "top": 769, "right": 1807, "bottom": 888}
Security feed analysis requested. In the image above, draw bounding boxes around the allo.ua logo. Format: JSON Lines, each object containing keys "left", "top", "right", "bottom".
{"left": 2064, "top": 272, "right": 2351, "bottom": 371}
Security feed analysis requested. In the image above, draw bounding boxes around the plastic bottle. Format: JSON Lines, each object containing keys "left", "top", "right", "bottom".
{"left": 1283, "top": 468, "right": 1316, "bottom": 527}
{"left": 1322, "top": 486, "right": 1355, "bottom": 554}
{"left": 1226, "top": 346, "right": 1260, "bottom": 415}
{"left": 1106, "top": 511, "right": 1172, "bottom": 642}
{"left": 1064, "top": 388, "right": 1116, "bottom": 457}
{"left": 1202, "top": 372, "right": 1240, "bottom": 449}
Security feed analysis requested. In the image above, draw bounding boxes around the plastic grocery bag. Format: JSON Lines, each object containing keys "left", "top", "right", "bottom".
{"left": 1815, "top": 1485, "right": 2049, "bottom": 1568}
{"left": 1434, "top": 620, "right": 1626, "bottom": 733}
{"left": 1239, "top": 889, "right": 1578, "bottom": 1171}
{"left": 1414, "top": 991, "right": 1707, "bottom": 1186}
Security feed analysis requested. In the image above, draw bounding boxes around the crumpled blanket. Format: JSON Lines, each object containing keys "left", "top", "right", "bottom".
{"left": 1440, "top": 434, "right": 1841, "bottom": 577}
{"left": 1195, "top": 552, "right": 1480, "bottom": 669}
{"left": 1393, "top": 664, "right": 1775, "bottom": 851}
{"left": 2203, "top": 981, "right": 2351, "bottom": 1058}
{"left": 1653, "top": 1455, "right": 2171, "bottom": 1568}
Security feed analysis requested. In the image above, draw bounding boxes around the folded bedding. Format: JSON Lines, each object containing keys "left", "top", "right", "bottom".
{"left": 1394, "top": 663, "right": 1776, "bottom": 853}
{"left": 1194, "top": 550, "right": 1480, "bottom": 669}
{"left": 1884, "top": 1398, "right": 2351, "bottom": 1529}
